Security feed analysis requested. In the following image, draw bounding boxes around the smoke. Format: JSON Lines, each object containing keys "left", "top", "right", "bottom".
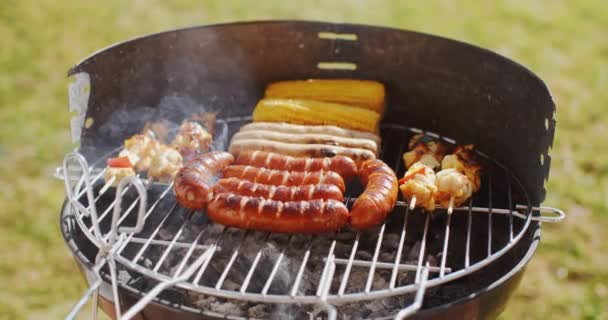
{"left": 95, "top": 95, "right": 230, "bottom": 158}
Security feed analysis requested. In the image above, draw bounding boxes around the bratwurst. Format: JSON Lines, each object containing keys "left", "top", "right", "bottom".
{"left": 229, "top": 139, "right": 376, "bottom": 166}
{"left": 214, "top": 177, "right": 344, "bottom": 202}
{"left": 234, "top": 151, "right": 357, "bottom": 181}
{"left": 221, "top": 165, "right": 346, "bottom": 193}
{"left": 207, "top": 194, "right": 350, "bottom": 233}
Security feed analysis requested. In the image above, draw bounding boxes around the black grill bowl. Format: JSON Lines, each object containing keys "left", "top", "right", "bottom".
{"left": 61, "top": 20, "right": 555, "bottom": 319}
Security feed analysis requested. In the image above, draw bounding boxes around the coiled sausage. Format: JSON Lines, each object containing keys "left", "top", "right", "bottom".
{"left": 350, "top": 159, "right": 398, "bottom": 229}
{"left": 173, "top": 151, "right": 234, "bottom": 210}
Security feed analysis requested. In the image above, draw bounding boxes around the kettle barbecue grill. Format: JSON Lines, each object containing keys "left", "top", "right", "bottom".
{"left": 58, "top": 21, "right": 565, "bottom": 319}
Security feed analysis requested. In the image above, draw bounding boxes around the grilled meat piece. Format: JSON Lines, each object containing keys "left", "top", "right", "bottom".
{"left": 402, "top": 133, "right": 450, "bottom": 169}
{"left": 399, "top": 161, "right": 437, "bottom": 211}
{"left": 103, "top": 167, "right": 136, "bottom": 187}
{"left": 435, "top": 168, "right": 473, "bottom": 208}
{"left": 172, "top": 121, "right": 212, "bottom": 158}
{"left": 148, "top": 145, "right": 183, "bottom": 183}
{"left": 118, "top": 134, "right": 161, "bottom": 172}
{"left": 440, "top": 144, "right": 481, "bottom": 192}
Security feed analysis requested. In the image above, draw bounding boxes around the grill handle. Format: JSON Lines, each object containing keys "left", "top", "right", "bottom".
{"left": 394, "top": 263, "right": 431, "bottom": 320}
{"left": 62, "top": 152, "right": 104, "bottom": 248}
{"left": 120, "top": 248, "right": 216, "bottom": 320}
{"left": 65, "top": 256, "right": 108, "bottom": 320}
{"left": 530, "top": 206, "right": 566, "bottom": 223}
{"left": 108, "top": 176, "right": 147, "bottom": 245}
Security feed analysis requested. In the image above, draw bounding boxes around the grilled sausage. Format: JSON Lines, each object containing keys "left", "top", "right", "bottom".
{"left": 214, "top": 177, "right": 344, "bottom": 202}
{"left": 231, "top": 130, "right": 379, "bottom": 154}
{"left": 234, "top": 151, "right": 357, "bottom": 181}
{"left": 350, "top": 159, "right": 399, "bottom": 229}
{"left": 221, "top": 165, "right": 346, "bottom": 193}
{"left": 239, "top": 122, "right": 381, "bottom": 144}
{"left": 173, "top": 151, "right": 234, "bottom": 210}
{"left": 207, "top": 194, "right": 350, "bottom": 233}
{"left": 229, "top": 139, "right": 375, "bottom": 166}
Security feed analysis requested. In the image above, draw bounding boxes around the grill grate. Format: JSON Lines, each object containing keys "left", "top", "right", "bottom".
{"left": 61, "top": 120, "right": 539, "bottom": 317}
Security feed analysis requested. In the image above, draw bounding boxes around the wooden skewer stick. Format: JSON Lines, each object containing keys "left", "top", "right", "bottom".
{"left": 447, "top": 196, "right": 455, "bottom": 215}
{"left": 99, "top": 176, "right": 116, "bottom": 195}
{"left": 409, "top": 195, "right": 417, "bottom": 210}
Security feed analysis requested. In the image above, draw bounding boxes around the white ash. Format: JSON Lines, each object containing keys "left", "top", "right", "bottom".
{"left": 380, "top": 251, "right": 396, "bottom": 261}
{"left": 189, "top": 295, "right": 217, "bottom": 310}
{"left": 408, "top": 241, "right": 422, "bottom": 260}
{"left": 118, "top": 270, "right": 131, "bottom": 284}
{"left": 221, "top": 279, "right": 240, "bottom": 291}
{"left": 209, "top": 301, "right": 246, "bottom": 317}
{"left": 247, "top": 304, "right": 270, "bottom": 319}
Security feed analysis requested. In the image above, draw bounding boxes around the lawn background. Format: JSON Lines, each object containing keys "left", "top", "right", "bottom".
{"left": 1, "top": 1, "right": 607, "bottom": 319}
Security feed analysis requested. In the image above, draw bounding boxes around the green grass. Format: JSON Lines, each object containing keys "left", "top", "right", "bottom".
{"left": 1, "top": 1, "right": 607, "bottom": 319}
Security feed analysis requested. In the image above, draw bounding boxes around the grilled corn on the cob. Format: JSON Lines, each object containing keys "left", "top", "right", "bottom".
{"left": 253, "top": 98, "right": 380, "bottom": 133}
{"left": 265, "top": 79, "right": 386, "bottom": 114}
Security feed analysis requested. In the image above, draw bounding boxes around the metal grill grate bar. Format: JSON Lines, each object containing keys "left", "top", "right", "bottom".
{"left": 390, "top": 205, "right": 410, "bottom": 288}
{"left": 331, "top": 258, "right": 449, "bottom": 273}
{"left": 338, "top": 233, "right": 360, "bottom": 295}
{"left": 75, "top": 168, "right": 106, "bottom": 200}
{"left": 465, "top": 198, "right": 473, "bottom": 268}
{"left": 365, "top": 224, "right": 386, "bottom": 293}
{"left": 214, "top": 230, "right": 248, "bottom": 289}
{"left": 393, "top": 201, "right": 528, "bottom": 219}
{"left": 193, "top": 229, "right": 226, "bottom": 284}
{"left": 240, "top": 233, "right": 271, "bottom": 294}
{"left": 316, "top": 240, "right": 337, "bottom": 296}
{"left": 290, "top": 242, "right": 312, "bottom": 297}
{"left": 507, "top": 171, "right": 514, "bottom": 242}
{"left": 130, "top": 202, "right": 179, "bottom": 264}
{"left": 117, "top": 184, "right": 174, "bottom": 256}
{"left": 153, "top": 222, "right": 186, "bottom": 272}
{"left": 415, "top": 214, "right": 431, "bottom": 283}
{"left": 126, "top": 237, "right": 210, "bottom": 251}
{"left": 173, "top": 231, "right": 205, "bottom": 277}
{"left": 487, "top": 174, "right": 494, "bottom": 257}
{"left": 86, "top": 182, "right": 135, "bottom": 234}
{"left": 439, "top": 213, "right": 452, "bottom": 278}
{"left": 261, "top": 236, "right": 292, "bottom": 295}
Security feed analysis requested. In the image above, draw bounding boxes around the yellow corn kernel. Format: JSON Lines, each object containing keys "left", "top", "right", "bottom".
{"left": 253, "top": 98, "right": 380, "bottom": 133}
{"left": 265, "top": 79, "right": 386, "bottom": 114}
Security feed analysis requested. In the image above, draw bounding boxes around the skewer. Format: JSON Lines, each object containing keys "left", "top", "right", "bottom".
{"left": 447, "top": 196, "right": 455, "bottom": 215}
{"left": 409, "top": 195, "right": 417, "bottom": 210}
{"left": 98, "top": 176, "right": 115, "bottom": 195}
